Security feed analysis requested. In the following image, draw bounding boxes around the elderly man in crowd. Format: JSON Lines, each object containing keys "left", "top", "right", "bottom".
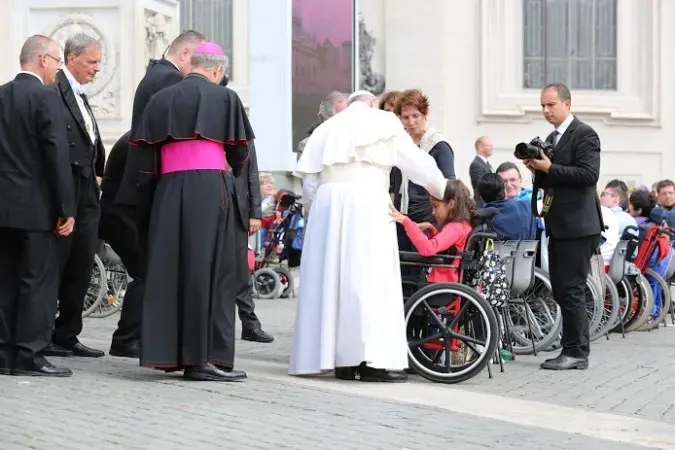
{"left": 600, "top": 185, "right": 637, "bottom": 236}
{"left": 296, "top": 91, "right": 348, "bottom": 157}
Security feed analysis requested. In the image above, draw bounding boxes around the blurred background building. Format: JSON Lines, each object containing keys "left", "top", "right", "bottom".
{"left": 0, "top": 0, "right": 671, "bottom": 188}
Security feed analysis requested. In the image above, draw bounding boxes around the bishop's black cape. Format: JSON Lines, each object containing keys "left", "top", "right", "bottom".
{"left": 128, "top": 73, "right": 255, "bottom": 371}
{"left": 129, "top": 74, "right": 255, "bottom": 241}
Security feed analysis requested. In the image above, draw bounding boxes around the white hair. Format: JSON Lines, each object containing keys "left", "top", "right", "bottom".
{"left": 347, "top": 90, "right": 376, "bottom": 105}
{"left": 64, "top": 33, "right": 101, "bottom": 61}
{"left": 191, "top": 53, "right": 229, "bottom": 72}
{"left": 318, "top": 91, "right": 347, "bottom": 121}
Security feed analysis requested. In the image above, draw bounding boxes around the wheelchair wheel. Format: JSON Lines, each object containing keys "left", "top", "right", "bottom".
{"left": 506, "top": 267, "right": 562, "bottom": 355}
{"left": 88, "top": 262, "right": 128, "bottom": 318}
{"left": 404, "top": 283, "right": 499, "bottom": 384}
{"left": 589, "top": 273, "right": 620, "bottom": 341}
{"left": 625, "top": 275, "right": 653, "bottom": 332}
{"left": 638, "top": 269, "right": 672, "bottom": 331}
{"left": 82, "top": 254, "right": 107, "bottom": 318}
{"left": 273, "top": 266, "right": 294, "bottom": 298}
{"left": 586, "top": 275, "right": 604, "bottom": 336}
{"left": 252, "top": 268, "right": 281, "bottom": 299}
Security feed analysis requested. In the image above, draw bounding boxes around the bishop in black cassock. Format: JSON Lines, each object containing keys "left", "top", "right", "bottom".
{"left": 129, "top": 42, "right": 253, "bottom": 382}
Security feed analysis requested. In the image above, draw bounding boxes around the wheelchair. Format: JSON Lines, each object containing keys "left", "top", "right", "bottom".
{"left": 82, "top": 242, "right": 130, "bottom": 318}
{"left": 399, "top": 231, "right": 501, "bottom": 384}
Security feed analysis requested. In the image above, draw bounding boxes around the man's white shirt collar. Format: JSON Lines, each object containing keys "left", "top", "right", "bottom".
{"left": 554, "top": 114, "right": 574, "bottom": 144}
{"left": 18, "top": 71, "right": 43, "bottom": 84}
{"left": 62, "top": 67, "right": 84, "bottom": 95}
{"left": 477, "top": 155, "right": 490, "bottom": 164}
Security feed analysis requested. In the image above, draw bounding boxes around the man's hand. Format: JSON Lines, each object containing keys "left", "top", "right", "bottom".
{"left": 248, "top": 218, "right": 262, "bottom": 235}
{"left": 96, "top": 176, "right": 102, "bottom": 185}
{"left": 524, "top": 152, "right": 552, "bottom": 173}
{"left": 54, "top": 217, "right": 75, "bottom": 237}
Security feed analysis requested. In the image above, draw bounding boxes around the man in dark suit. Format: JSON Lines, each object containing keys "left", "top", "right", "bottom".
{"left": 231, "top": 143, "right": 274, "bottom": 343}
{"left": 47, "top": 33, "right": 107, "bottom": 358}
{"left": 524, "top": 82, "right": 603, "bottom": 371}
{"left": 469, "top": 136, "right": 494, "bottom": 207}
{"left": 0, "top": 35, "right": 76, "bottom": 376}
{"left": 104, "top": 30, "right": 206, "bottom": 358}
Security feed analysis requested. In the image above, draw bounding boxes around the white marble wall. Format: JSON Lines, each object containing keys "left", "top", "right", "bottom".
{"left": 361, "top": 0, "right": 675, "bottom": 188}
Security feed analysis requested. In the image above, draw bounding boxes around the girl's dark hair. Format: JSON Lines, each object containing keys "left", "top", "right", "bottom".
{"left": 629, "top": 190, "right": 657, "bottom": 218}
{"left": 437, "top": 179, "right": 476, "bottom": 224}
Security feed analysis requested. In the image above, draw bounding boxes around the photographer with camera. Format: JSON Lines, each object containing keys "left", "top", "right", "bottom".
{"left": 517, "top": 83, "right": 603, "bottom": 371}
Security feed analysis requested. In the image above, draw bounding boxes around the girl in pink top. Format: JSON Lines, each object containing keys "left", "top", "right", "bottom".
{"left": 390, "top": 180, "right": 475, "bottom": 283}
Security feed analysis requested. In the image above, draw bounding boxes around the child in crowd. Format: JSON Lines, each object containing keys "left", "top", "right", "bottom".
{"left": 390, "top": 180, "right": 475, "bottom": 283}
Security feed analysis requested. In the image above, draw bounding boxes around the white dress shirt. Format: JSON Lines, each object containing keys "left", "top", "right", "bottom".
{"left": 553, "top": 113, "right": 574, "bottom": 146}
{"left": 62, "top": 67, "right": 97, "bottom": 144}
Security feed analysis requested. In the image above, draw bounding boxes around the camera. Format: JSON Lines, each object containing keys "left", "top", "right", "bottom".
{"left": 514, "top": 137, "right": 553, "bottom": 160}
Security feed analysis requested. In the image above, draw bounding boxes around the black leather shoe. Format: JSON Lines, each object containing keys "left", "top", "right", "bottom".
{"left": 334, "top": 366, "right": 358, "bottom": 380}
{"left": 109, "top": 341, "right": 140, "bottom": 358}
{"left": 14, "top": 362, "right": 72, "bottom": 377}
{"left": 241, "top": 328, "right": 274, "bottom": 343}
{"left": 71, "top": 343, "right": 104, "bottom": 358}
{"left": 358, "top": 364, "right": 408, "bottom": 383}
{"left": 44, "top": 343, "right": 73, "bottom": 357}
{"left": 540, "top": 354, "right": 589, "bottom": 370}
{"left": 184, "top": 363, "right": 246, "bottom": 381}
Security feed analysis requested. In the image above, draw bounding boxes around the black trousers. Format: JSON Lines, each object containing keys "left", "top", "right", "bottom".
{"left": 99, "top": 203, "right": 144, "bottom": 346}
{"left": 229, "top": 190, "right": 261, "bottom": 331}
{"left": 0, "top": 228, "right": 61, "bottom": 370}
{"left": 53, "top": 174, "right": 100, "bottom": 348}
{"left": 547, "top": 233, "right": 599, "bottom": 359}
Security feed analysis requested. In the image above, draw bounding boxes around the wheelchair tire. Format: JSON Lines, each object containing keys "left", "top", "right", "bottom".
{"left": 274, "top": 267, "right": 294, "bottom": 298}
{"left": 590, "top": 273, "right": 620, "bottom": 341}
{"left": 253, "top": 268, "right": 281, "bottom": 299}
{"left": 625, "top": 275, "right": 653, "bottom": 332}
{"left": 82, "top": 254, "right": 107, "bottom": 318}
{"left": 404, "top": 283, "right": 499, "bottom": 384}
{"left": 506, "top": 267, "right": 562, "bottom": 355}
{"left": 88, "top": 262, "right": 128, "bottom": 318}
{"left": 638, "top": 269, "right": 672, "bottom": 331}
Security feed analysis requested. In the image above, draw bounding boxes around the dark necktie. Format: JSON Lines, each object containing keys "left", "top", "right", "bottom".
{"left": 486, "top": 160, "right": 493, "bottom": 172}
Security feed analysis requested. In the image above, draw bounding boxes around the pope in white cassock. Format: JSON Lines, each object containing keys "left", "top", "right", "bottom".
{"left": 289, "top": 90, "right": 447, "bottom": 382}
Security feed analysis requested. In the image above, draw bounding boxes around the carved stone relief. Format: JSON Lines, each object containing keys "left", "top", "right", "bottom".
{"left": 358, "top": 16, "right": 385, "bottom": 95}
{"left": 43, "top": 14, "right": 119, "bottom": 118}
{"left": 145, "top": 10, "right": 170, "bottom": 62}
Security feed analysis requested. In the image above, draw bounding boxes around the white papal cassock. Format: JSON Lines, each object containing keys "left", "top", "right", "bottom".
{"left": 288, "top": 100, "right": 446, "bottom": 375}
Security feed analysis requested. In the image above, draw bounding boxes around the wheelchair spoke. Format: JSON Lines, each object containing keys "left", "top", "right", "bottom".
{"left": 448, "top": 300, "right": 471, "bottom": 330}
{"left": 449, "top": 331, "right": 486, "bottom": 347}
{"left": 444, "top": 338, "right": 452, "bottom": 373}
{"left": 421, "top": 300, "right": 449, "bottom": 331}
{"left": 408, "top": 332, "right": 444, "bottom": 348}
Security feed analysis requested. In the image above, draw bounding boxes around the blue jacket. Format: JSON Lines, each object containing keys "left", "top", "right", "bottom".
{"left": 481, "top": 198, "right": 538, "bottom": 241}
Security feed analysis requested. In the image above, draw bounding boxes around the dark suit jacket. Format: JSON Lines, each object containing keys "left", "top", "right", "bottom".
{"left": 0, "top": 73, "right": 74, "bottom": 230}
{"left": 115, "top": 59, "right": 183, "bottom": 207}
{"left": 232, "top": 143, "right": 263, "bottom": 231}
{"left": 469, "top": 156, "right": 492, "bottom": 207}
{"left": 54, "top": 70, "right": 106, "bottom": 180}
{"left": 100, "top": 131, "right": 131, "bottom": 207}
{"left": 538, "top": 116, "right": 603, "bottom": 239}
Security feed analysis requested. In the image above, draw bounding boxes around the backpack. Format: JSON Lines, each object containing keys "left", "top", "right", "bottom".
{"left": 470, "top": 239, "right": 510, "bottom": 308}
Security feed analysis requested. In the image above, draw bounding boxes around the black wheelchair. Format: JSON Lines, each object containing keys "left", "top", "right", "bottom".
{"left": 399, "top": 231, "right": 502, "bottom": 384}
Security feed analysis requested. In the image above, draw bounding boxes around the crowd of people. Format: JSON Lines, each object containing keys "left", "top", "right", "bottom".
{"left": 1, "top": 28, "right": 673, "bottom": 384}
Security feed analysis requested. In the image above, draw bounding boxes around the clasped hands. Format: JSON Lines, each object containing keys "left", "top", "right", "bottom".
{"left": 523, "top": 151, "right": 552, "bottom": 173}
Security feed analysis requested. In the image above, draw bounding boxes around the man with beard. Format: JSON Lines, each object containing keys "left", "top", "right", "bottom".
{"left": 129, "top": 42, "right": 253, "bottom": 381}
{"left": 103, "top": 30, "right": 206, "bottom": 359}
{"left": 0, "top": 35, "right": 75, "bottom": 376}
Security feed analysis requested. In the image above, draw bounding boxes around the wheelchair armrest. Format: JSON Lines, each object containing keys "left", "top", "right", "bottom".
{"left": 399, "top": 251, "right": 456, "bottom": 265}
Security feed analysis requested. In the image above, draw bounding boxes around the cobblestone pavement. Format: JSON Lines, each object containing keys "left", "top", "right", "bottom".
{"left": 2, "top": 294, "right": 675, "bottom": 449}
